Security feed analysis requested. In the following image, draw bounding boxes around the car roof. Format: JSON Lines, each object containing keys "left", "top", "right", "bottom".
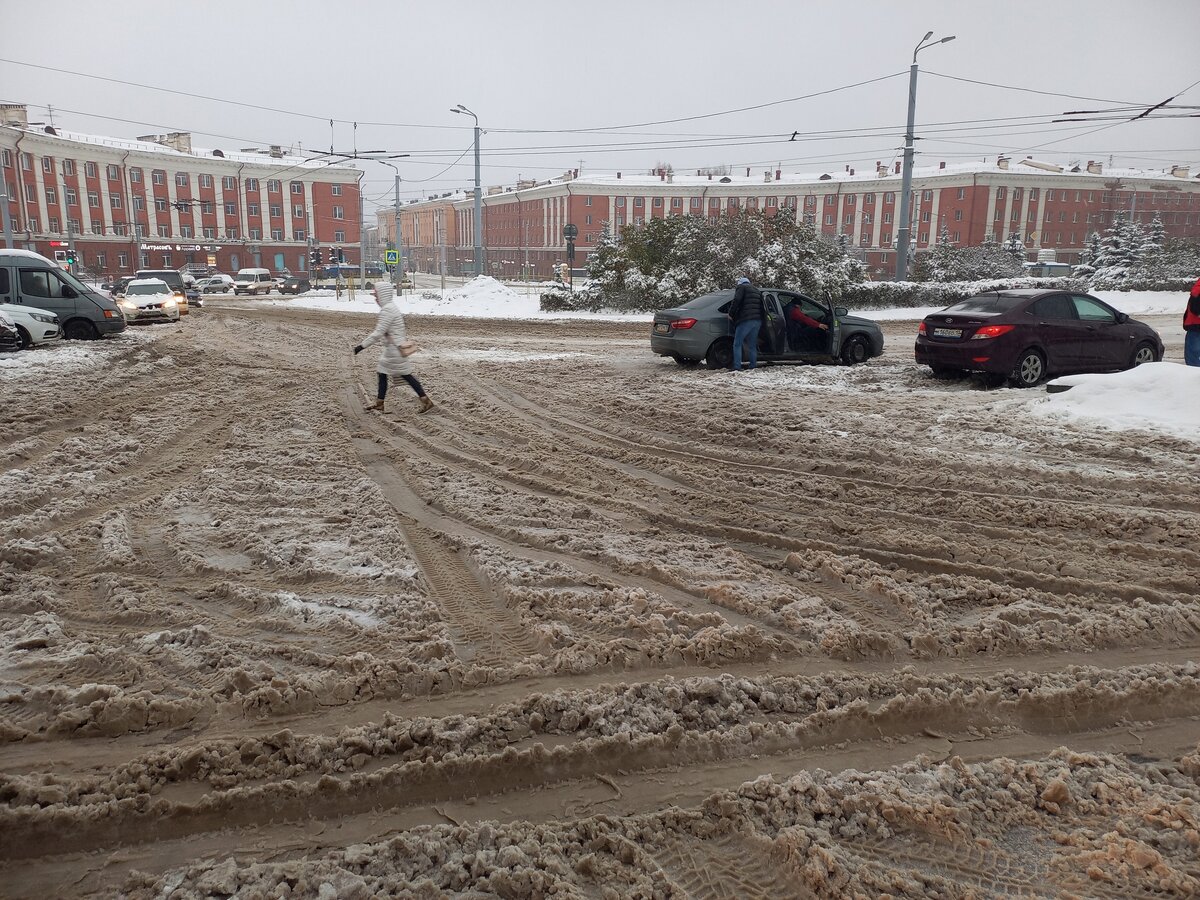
{"left": 127, "top": 278, "right": 170, "bottom": 287}
{"left": 967, "top": 289, "right": 1069, "bottom": 299}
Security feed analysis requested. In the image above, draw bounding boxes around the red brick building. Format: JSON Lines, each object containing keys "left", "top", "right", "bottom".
{"left": 1, "top": 104, "right": 361, "bottom": 277}
{"left": 388, "top": 157, "right": 1200, "bottom": 280}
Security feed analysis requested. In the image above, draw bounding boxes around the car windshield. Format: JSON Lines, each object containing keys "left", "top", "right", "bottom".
{"left": 944, "top": 295, "right": 1025, "bottom": 314}
{"left": 127, "top": 284, "right": 169, "bottom": 295}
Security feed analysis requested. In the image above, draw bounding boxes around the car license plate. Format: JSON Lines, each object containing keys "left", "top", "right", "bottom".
{"left": 933, "top": 327, "right": 962, "bottom": 338}
{"left": 654, "top": 323, "right": 670, "bottom": 334}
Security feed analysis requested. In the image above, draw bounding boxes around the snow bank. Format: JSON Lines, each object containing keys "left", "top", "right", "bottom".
{"left": 1030, "top": 362, "right": 1200, "bottom": 440}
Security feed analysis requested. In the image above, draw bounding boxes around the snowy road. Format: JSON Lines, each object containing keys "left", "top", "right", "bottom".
{"left": 1, "top": 306, "right": 1198, "bottom": 897}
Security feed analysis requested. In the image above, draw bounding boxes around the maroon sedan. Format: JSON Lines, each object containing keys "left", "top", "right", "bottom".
{"left": 915, "top": 289, "right": 1163, "bottom": 387}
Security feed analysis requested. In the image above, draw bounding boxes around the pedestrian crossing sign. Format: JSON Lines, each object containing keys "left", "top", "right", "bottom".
{"left": 385, "top": 249, "right": 399, "bottom": 265}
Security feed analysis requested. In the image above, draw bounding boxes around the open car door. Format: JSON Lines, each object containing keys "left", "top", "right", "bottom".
{"left": 781, "top": 292, "right": 837, "bottom": 360}
{"left": 760, "top": 292, "right": 787, "bottom": 357}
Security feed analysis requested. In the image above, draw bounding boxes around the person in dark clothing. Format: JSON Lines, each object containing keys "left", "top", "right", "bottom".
{"left": 727, "top": 276, "right": 765, "bottom": 370}
{"left": 1184, "top": 276, "right": 1200, "bottom": 367}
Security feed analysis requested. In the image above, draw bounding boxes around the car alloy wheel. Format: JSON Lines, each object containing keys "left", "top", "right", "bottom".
{"left": 841, "top": 335, "right": 870, "bottom": 365}
{"left": 15, "top": 325, "right": 31, "bottom": 350}
{"left": 705, "top": 338, "right": 734, "bottom": 370}
{"left": 1130, "top": 342, "right": 1157, "bottom": 367}
{"left": 63, "top": 319, "right": 97, "bottom": 341}
{"left": 1009, "top": 349, "right": 1045, "bottom": 388}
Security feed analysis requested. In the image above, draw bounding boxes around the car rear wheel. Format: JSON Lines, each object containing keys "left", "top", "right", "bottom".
{"left": 1008, "top": 348, "right": 1045, "bottom": 388}
{"left": 705, "top": 338, "right": 733, "bottom": 370}
{"left": 840, "top": 334, "right": 870, "bottom": 365}
{"left": 63, "top": 319, "right": 98, "bottom": 341}
{"left": 15, "top": 325, "right": 31, "bottom": 350}
{"left": 1129, "top": 342, "right": 1158, "bottom": 368}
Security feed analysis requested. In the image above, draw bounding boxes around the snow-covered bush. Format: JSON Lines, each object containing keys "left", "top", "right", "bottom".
{"left": 844, "top": 277, "right": 1086, "bottom": 310}
{"left": 911, "top": 228, "right": 1024, "bottom": 282}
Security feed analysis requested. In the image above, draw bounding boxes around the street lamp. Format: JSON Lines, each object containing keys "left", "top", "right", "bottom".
{"left": 895, "top": 31, "right": 955, "bottom": 282}
{"left": 451, "top": 104, "right": 483, "bottom": 277}
{"left": 371, "top": 156, "right": 412, "bottom": 290}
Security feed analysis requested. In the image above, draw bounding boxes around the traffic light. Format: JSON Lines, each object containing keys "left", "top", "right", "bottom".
{"left": 65, "top": 249, "right": 77, "bottom": 266}
{"left": 309, "top": 247, "right": 321, "bottom": 269}
{"left": 327, "top": 248, "right": 338, "bottom": 265}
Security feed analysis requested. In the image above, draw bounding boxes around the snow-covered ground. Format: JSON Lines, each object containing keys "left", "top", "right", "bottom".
{"left": 1032, "top": 362, "right": 1200, "bottom": 439}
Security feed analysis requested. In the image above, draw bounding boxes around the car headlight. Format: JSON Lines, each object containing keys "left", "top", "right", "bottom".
{"left": 163, "top": 297, "right": 177, "bottom": 305}
{"left": 30, "top": 313, "right": 57, "bottom": 324}
{"left": 119, "top": 299, "right": 136, "bottom": 308}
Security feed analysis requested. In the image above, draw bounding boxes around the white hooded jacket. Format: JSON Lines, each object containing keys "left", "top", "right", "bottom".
{"left": 360, "top": 286, "right": 414, "bottom": 376}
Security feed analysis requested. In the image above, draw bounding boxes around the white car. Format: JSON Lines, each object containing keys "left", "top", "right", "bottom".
{"left": 198, "top": 273, "right": 235, "bottom": 293}
{"left": 117, "top": 279, "right": 181, "bottom": 324}
{"left": 0, "top": 302, "right": 62, "bottom": 349}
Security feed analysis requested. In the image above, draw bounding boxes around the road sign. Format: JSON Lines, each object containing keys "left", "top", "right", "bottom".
{"left": 563, "top": 223, "right": 578, "bottom": 239}
{"left": 385, "top": 249, "right": 399, "bottom": 265}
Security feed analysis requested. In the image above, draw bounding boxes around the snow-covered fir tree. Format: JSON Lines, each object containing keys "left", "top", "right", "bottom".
{"left": 1090, "top": 215, "right": 1142, "bottom": 287}
{"left": 1073, "top": 231, "right": 1102, "bottom": 278}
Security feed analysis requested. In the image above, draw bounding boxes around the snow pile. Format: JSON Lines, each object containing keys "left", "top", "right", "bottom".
{"left": 445, "top": 275, "right": 523, "bottom": 309}
{"left": 1030, "top": 362, "right": 1200, "bottom": 440}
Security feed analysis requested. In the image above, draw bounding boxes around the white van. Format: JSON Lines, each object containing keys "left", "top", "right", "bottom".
{"left": 233, "top": 268, "right": 275, "bottom": 296}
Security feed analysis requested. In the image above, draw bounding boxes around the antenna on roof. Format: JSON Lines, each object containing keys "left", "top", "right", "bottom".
{"left": 46, "top": 104, "right": 56, "bottom": 127}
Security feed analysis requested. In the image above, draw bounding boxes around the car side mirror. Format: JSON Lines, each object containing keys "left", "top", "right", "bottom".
{"left": 1115, "top": 312, "right": 1129, "bottom": 324}
{"left": 834, "top": 306, "right": 848, "bottom": 317}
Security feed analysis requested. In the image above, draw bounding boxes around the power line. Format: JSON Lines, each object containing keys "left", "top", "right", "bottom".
{"left": 921, "top": 71, "right": 1147, "bottom": 105}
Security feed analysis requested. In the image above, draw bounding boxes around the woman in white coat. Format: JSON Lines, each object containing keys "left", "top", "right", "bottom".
{"left": 354, "top": 282, "right": 434, "bottom": 413}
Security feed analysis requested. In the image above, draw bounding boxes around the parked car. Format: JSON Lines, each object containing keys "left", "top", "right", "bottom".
{"left": 117, "top": 279, "right": 181, "bottom": 324}
{"left": 651, "top": 288, "right": 884, "bottom": 368}
{"left": 232, "top": 268, "right": 275, "bottom": 295}
{"left": 914, "top": 289, "right": 1163, "bottom": 387}
{"left": 0, "top": 249, "right": 126, "bottom": 339}
{"left": 198, "top": 274, "right": 235, "bottom": 294}
{"left": 0, "top": 301, "right": 62, "bottom": 349}
{"left": 107, "top": 276, "right": 133, "bottom": 297}
{"left": 0, "top": 311, "right": 22, "bottom": 353}
{"left": 279, "top": 276, "right": 311, "bottom": 295}
{"left": 135, "top": 269, "right": 190, "bottom": 315}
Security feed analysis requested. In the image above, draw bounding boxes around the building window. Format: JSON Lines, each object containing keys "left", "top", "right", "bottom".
{"left": 293, "top": 229, "right": 305, "bottom": 241}
{"left": 110, "top": 223, "right": 124, "bottom": 235}
{"left": 884, "top": 192, "right": 895, "bottom": 203}
{"left": 824, "top": 214, "right": 834, "bottom": 225}
{"left": 690, "top": 197, "right": 701, "bottom": 209}
{"left": 292, "top": 205, "right": 304, "bottom": 218}
{"left": 862, "top": 212, "right": 872, "bottom": 224}
{"left": 728, "top": 198, "right": 739, "bottom": 209}
{"left": 84, "top": 161, "right": 97, "bottom": 178}
{"left": 332, "top": 206, "right": 344, "bottom": 219}
{"left": 1012, "top": 187, "right": 1022, "bottom": 201}
{"left": 152, "top": 170, "right": 165, "bottom": 185}
{"left": 615, "top": 197, "right": 625, "bottom": 208}
{"left": 249, "top": 228, "right": 261, "bottom": 240}
{"left": 204, "top": 227, "right": 215, "bottom": 239}
{"left": 48, "top": 216, "right": 60, "bottom": 232}
{"left": 804, "top": 195, "right": 816, "bottom": 207}
{"left": 290, "top": 181, "right": 303, "bottom": 194}
{"left": 118, "top": 252, "right": 129, "bottom": 269}
{"left": 44, "top": 187, "right": 57, "bottom": 205}
{"left": 139, "top": 253, "right": 150, "bottom": 268}
{"left": 267, "top": 179, "right": 281, "bottom": 192}
{"left": 95, "top": 252, "right": 106, "bottom": 269}
{"left": 953, "top": 231, "right": 961, "bottom": 242}
{"left": 1, "top": 149, "right": 11, "bottom": 166}
{"left": 245, "top": 178, "right": 259, "bottom": 191}
{"left": 921, "top": 210, "right": 931, "bottom": 222}
{"left": 585, "top": 196, "right": 593, "bottom": 206}
{"left": 175, "top": 173, "right": 188, "bottom": 187}
{"left": 846, "top": 194, "right": 856, "bottom": 206}
{"left": 42, "top": 156, "right": 53, "bottom": 173}
{"left": 271, "top": 228, "right": 283, "bottom": 240}
{"left": 68, "top": 217, "right": 80, "bottom": 233}
{"left": 20, "top": 152, "right": 32, "bottom": 170}
{"left": 709, "top": 198, "right": 720, "bottom": 209}
{"left": 270, "top": 204, "right": 281, "bottom": 217}
{"left": 130, "top": 168, "right": 142, "bottom": 183}
{"left": 110, "top": 192, "right": 122, "bottom": 209}
{"left": 653, "top": 197, "right": 663, "bottom": 208}
{"left": 155, "top": 198, "right": 167, "bottom": 211}
{"left": 634, "top": 197, "right": 644, "bottom": 208}
{"left": 825, "top": 195, "right": 836, "bottom": 206}
{"left": 860, "top": 231, "right": 870, "bottom": 245}
{"left": 199, "top": 174, "right": 212, "bottom": 188}
{"left": 91, "top": 223, "right": 103, "bottom": 235}
{"left": 158, "top": 225, "right": 171, "bottom": 237}
{"left": 955, "top": 209, "right": 962, "bottom": 221}
{"left": 1030, "top": 188, "right": 1039, "bottom": 200}
{"left": 1087, "top": 191, "right": 1095, "bottom": 202}
{"left": 996, "top": 187, "right": 1006, "bottom": 200}
{"left": 224, "top": 202, "right": 236, "bottom": 215}
{"left": 134, "top": 224, "right": 145, "bottom": 238}
{"left": 766, "top": 197, "right": 778, "bottom": 208}
{"left": 883, "top": 212, "right": 892, "bottom": 224}
{"left": 1012, "top": 208, "right": 1019, "bottom": 221}
{"left": 248, "top": 203, "right": 259, "bottom": 216}
{"left": 1059, "top": 211, "right": 1067, "bottom": 222}
{"left": 200, "top": 201, "right": 212, "bottom": 214}
{"left": 585, "top": 214, "right": 592, "bottom": 225}
{"left": 995, "top": 208, "right": 1003, "bottom": 220}
{"left": 222, "top": 176, "right": 235, "bottom": 189}
{"left": 133, "top": 196, "right": 144, "bottom": 211}
{"left": 180, "top": 225, "right": 193, "bottom": 238}
{"left": 1072, "top": 212, "right": 1080, "bottom": 223}
{"left": 332, "top": 184, "right": 342, "bottom": 195}
{"left": 844, "top": 212, "right": 853, "bottom": 224}
{"left": 64, "top": 158, "right": 76, "bottom": 176}
{"left": 956, "top": 187, "right": 966, "bottom": 200}
{"left": 226, "top": 227, "right": 238, "bottom": 239}
{"left": 107, "top": 164, "right": 120, "bottom": 180}
{"left": 161, "top": 253, "right": 171, "bottom": 266}
{"left": 882, "top": 231, "right": 891, "bottom": 244}
{"left": 334, "top": 230, "right": 345, "bottom": 242}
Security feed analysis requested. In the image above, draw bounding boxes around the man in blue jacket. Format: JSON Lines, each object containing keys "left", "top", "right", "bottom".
{"left": 727, "top": 276, "right": 765, "bottom": 370}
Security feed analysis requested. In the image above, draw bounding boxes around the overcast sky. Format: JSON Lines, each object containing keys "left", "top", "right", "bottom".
{"left": 4, "top": 0, "right": 1198, "bottom": 219}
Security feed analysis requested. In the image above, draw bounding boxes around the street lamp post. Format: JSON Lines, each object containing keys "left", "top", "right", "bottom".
{"left": 895, "top": 31, "right": 955, "bottom": 282}
{"left": 375, "top": 160, "right": 405, "bottom": 291}
{"left": 451, "top": 104, "right": 483, "bottom": 277}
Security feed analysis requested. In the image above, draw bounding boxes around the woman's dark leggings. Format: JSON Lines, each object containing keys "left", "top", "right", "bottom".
{"left": 378, "top": 372, "right": 425, "bottom": 399}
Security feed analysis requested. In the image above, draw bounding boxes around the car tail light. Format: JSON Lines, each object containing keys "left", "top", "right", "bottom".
{"left": 917, "top": 321, "right": 926, "bottom": 335}
{"left": 970, "top": 324, "right": 1016, "bottom": 340}
{"left": 672, "top": 318, "right": 698, "bottom": 330}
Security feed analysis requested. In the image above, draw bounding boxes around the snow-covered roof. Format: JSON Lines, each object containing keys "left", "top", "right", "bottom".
{"left": 2, "top": 125, "right": 359, "bottom": 175}
{"left": 0, "top": 248, "right": 57, "bottom": 263}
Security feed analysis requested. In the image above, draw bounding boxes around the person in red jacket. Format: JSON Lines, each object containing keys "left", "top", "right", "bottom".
{"left": 784, "top": 298, "right": 828, "bottom": 351}
{"left": 1185, "top": 277, "right": 1200, "bottom": 367}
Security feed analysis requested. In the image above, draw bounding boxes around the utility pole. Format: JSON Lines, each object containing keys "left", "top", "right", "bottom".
{"left": 451, "top": 104, "right": 483, "bottom": 276}
{"left": 895, "top": 31, "right": 955, "bottom": 282}
{"left": 1, "top": 182, "right": 14, "bottom": 249}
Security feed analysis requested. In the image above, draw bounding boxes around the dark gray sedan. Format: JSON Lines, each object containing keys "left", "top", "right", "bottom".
{"left": 651, "top": 288, "right": 885, "bottom": 368}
